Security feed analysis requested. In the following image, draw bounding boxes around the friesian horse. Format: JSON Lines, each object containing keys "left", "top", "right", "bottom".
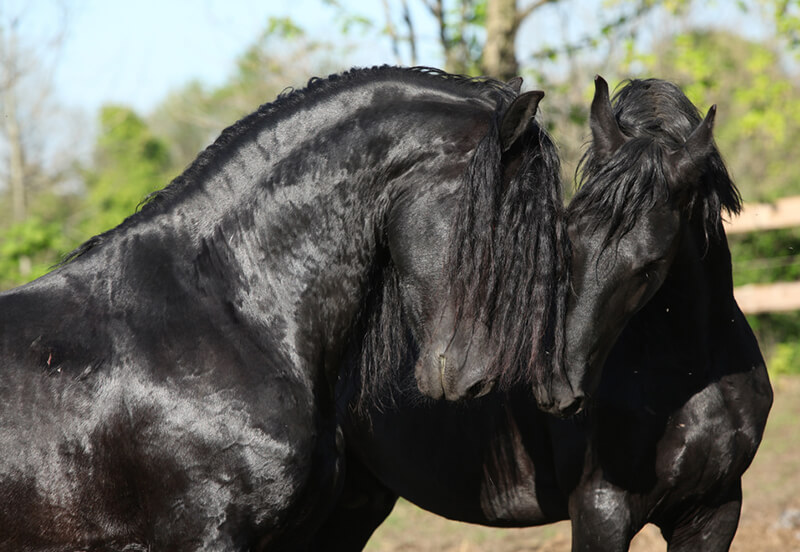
{"left": 0, "top": 67, "right": 571, "bottom": 550}
{"left": 315, "top": 77, "right": 772, "bottom": 552}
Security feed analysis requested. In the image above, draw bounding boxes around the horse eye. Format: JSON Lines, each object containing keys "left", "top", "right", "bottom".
{"left": 637, "top": 259, "right": 663, "bottom": 279}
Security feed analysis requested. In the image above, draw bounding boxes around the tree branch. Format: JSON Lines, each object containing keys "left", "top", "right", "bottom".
{"left": 381, "top": 0, "right": 403, "bottom": 64}
{"left": 432, "top": 0, "right": 448, "bottom": 52}
{"left": 420, "top": 0, "right": 438, "bottom": 16}
{"left": 518, "top": 0, "right": 560, "bottom": 25}
{"left": 401, "top": 0, "right": 418, "bottom": 65}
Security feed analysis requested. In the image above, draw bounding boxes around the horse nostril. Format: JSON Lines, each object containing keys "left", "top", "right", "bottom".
{"left": 464, "top": 378, "right": 492, "bottom": 400}
{"left": 557, "top": 396, "right": 584, "bottom": 418}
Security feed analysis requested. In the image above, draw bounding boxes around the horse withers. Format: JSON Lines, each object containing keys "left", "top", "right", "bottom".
{"left": 0, "top": 67, "right": 570, "bottom": 550}
{"left": 316, "top": 76, "right": 771, "bottom": 552}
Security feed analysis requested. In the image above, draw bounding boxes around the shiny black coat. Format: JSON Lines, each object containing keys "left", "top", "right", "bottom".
{"left": 0, "top": 67, "right": 569, "bottom": 550}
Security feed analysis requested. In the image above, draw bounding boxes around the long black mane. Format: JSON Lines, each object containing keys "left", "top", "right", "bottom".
{"left": 449, "top": 113, "right": 568, "bottom": 389}
{"left": 572, "top": 79, "right": 741, "bottom": 250}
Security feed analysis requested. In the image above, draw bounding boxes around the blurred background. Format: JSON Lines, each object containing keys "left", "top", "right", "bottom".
{"left": 1, "top": 0, "right": 798, "bottom": 549}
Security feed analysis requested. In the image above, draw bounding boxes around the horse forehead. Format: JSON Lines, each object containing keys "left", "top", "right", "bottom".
{"left": 616, "top": 94, "right": 697, "bottom": 144}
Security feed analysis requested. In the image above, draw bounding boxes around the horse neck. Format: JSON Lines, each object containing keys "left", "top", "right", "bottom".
{"left": 131, "top": 83, "right": 481, "bottom": 374}
{"left": 628, "top": 217, "right": 737, "bottom": 375}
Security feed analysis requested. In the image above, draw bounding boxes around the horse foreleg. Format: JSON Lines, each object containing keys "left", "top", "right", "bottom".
{"left": 305, "top": 454, "right": 398, "bottom": 551}
{"left": 569, "top": 484, "right": 636, "bottom": 552}
{"left": 661, "top": 483, "right": 742, "bottom": 552}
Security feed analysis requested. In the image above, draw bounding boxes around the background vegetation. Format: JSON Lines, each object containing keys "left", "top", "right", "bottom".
{"left": 1, "top": 0, "right": 799, "bottom": 371}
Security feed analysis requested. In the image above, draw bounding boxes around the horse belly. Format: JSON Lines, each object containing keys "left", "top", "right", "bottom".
{"left": 346, "top": 399, "right": 562, "bottom": 527}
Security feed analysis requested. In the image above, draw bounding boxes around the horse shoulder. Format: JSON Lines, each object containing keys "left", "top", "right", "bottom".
{"left": 654, "top": 370, "right": 766, "bottom": 495}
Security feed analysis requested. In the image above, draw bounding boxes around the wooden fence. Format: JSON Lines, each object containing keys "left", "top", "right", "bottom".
{"left": 726, "top": 196, "right": 800, "bottom": 314}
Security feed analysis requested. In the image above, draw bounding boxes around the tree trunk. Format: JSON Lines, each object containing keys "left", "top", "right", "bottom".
{"left": 482, "top": 0, "right": 519, "bottom": 80}
{"left": 1, "top": 26, "right": 27, "bottom": 222}
{"left": 4, "top": 83, "right": 27, "bottom": 222}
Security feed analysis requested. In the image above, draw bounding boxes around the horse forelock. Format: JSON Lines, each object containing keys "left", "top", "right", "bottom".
{"left": 573, "top": 78, "right": 741, "bottom": 250}
{"left": 573, "top": 139, "right": 670, "bottom": 254}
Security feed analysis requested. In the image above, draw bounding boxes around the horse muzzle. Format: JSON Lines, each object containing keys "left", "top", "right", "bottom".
{"left": 415, "top": 351, "right": 496, "bottom": 401}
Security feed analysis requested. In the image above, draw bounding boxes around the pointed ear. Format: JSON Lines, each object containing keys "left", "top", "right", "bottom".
{"left": 684, "top": 104, "right": 716, "bottom": 155}
{"left": 668, "top": 105, "right": 717, "bottom": 189}
{"left": 590, "top": 75, "right": 626, "bottom": 159}
{"left": 500, "top": 90, "right": 544, "bottom": 152}
{"left": 507, "top": 76, "right": 523, "bottom": 94}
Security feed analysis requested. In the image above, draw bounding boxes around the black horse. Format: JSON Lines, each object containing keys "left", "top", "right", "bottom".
{"left": 317, "top": 77, "right": 772, "bottom": 551}
{"left": 0, "top": 67, "right": 571, "bottom": 550}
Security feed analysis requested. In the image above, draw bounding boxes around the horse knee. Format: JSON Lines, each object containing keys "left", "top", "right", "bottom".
{"left": 661, "top": 492, "right": 742, "bottom": 552}
{"left": 569, "top": 487, "right": 634, "bottom": 552}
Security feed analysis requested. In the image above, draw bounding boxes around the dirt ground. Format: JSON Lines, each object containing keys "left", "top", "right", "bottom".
{"left": 364, "top": 375, "right": 800, "bottom": 552}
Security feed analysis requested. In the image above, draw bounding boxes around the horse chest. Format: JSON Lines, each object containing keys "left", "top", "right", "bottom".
{"left": 654, "top": 382, "right": 757, "bottom": 494}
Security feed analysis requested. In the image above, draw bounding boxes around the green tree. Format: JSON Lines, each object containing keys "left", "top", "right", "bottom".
{"left": 627, "top": 30, "right": 800, "bottom": 202}
{"left": 0, "top": 199, "right": 78, "bottom": 289}
{"left": 150, "top": 17, "right": 339, "bottom": 172}
{"left": 80, "top": 106, "right": 171, "bottom": 238}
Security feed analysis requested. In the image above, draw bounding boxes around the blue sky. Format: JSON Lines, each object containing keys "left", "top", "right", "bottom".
{"left": 10, "top": 0, "right": 769, "bottom": 116}
{"left": 39, "top": 0, "right": 395, "bottom": 113}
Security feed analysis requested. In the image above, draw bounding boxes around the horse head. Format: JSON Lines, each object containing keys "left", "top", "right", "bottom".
{"left": 413, "top": 89, "right": 567, "bottom": 402}
{"left": 558, "top": 76, "right": 724, "bottom": 416}
{"left": 359, "top": 85, "right": 570, "bottom": 405}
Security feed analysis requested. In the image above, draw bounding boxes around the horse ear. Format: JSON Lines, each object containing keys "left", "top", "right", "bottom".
{"left": 590, "top": 75, "right": 626, "bottom": 160}
{"left": 500, "top": 90, "right": 544, "bottom": 152}
{"left": 669, "top": 104, "right": 717, "bottom": 188}
{"left": 507, "top": 76, "right": 523, "bottom": 94}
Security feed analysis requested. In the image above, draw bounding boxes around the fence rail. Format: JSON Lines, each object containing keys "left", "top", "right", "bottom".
{"left": 725, "top": 196, "right": 800, "bottom": 235}
{"left": 726, "top": 196, "right": 800, "bottom": 314}
{"left": 734, "top": 281, "right": 800, "bottom": 315}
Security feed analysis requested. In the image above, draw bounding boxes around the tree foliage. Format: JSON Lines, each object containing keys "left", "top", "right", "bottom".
{"left": 80, "top": 106, "right": 171, "bottom": 238}
{"left": 149, "top": 18, "right": 340, "bottom": 172}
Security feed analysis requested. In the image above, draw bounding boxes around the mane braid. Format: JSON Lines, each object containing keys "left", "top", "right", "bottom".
{"left": 573, "top": 78, "right": 741, "bottom": 249}
{"left": 60, "top": 66, "right": 518, "bottom": 266}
